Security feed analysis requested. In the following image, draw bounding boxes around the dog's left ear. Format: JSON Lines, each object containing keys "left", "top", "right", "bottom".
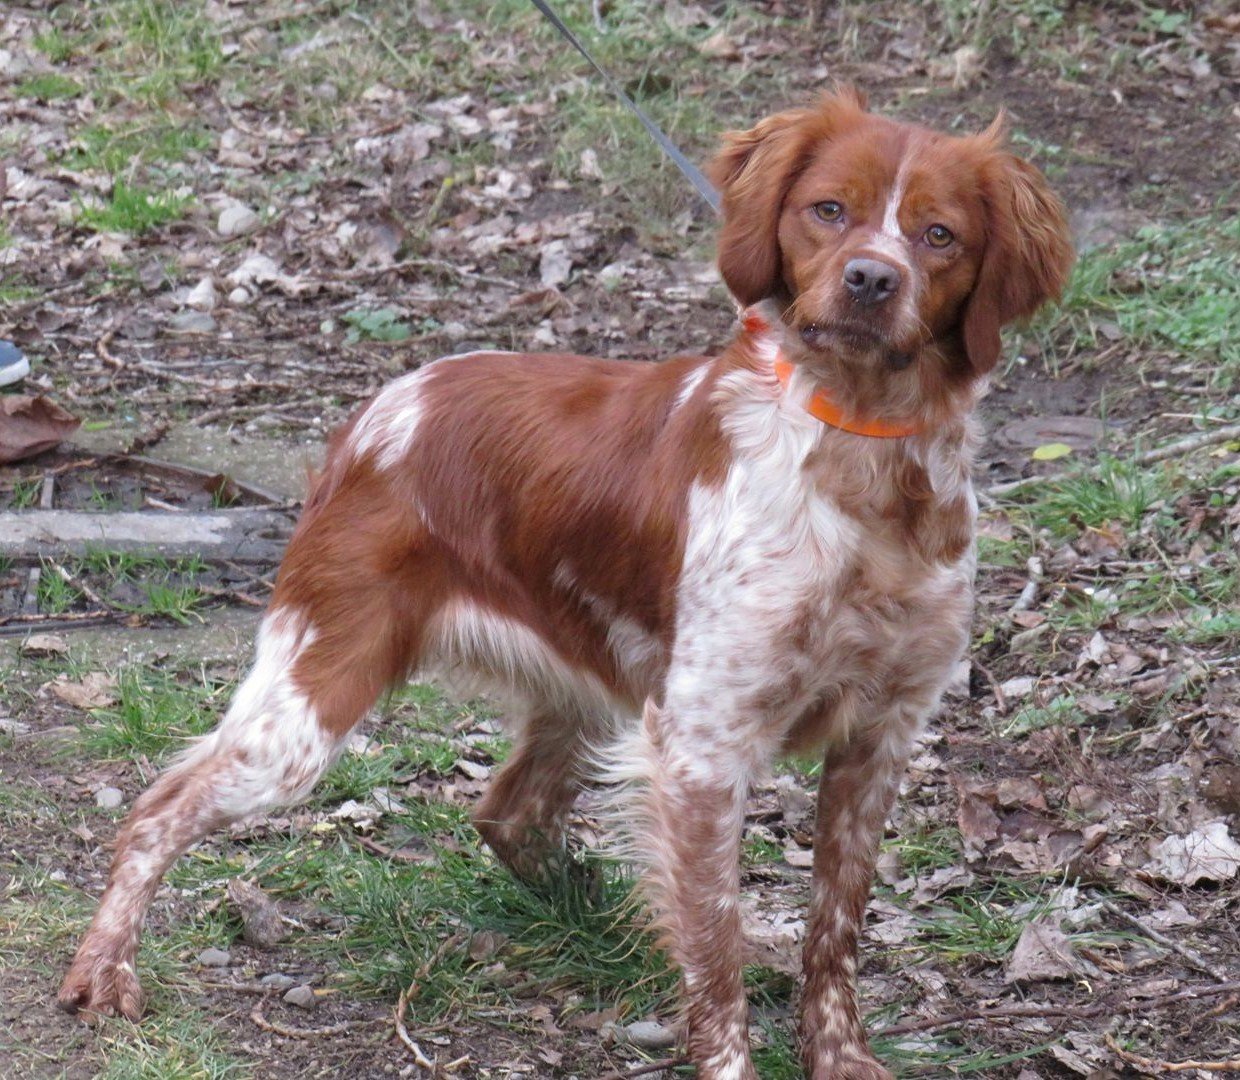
{"left": 707, "top": 88, "right": 868, "bottom": 307}
{"left": 961, "top": 120, "right": 1075, "bottom": 374}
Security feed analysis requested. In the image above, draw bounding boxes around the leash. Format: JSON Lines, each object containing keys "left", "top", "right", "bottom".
{"left": 526, "top": 0, "right": 721, "bottom": 215}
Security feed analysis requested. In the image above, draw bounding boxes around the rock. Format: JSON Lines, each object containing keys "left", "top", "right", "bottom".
{"left": 0, "top": 717, "right": 31, "bottom": 737}
{"left": 283, "top": 984, "right": 316, "bottom": 1009}
{"left": 197, "top": 947, "right": 232, "bottom": 967}
{"left": 184, "top": 276, "right": 218, "bottom": 311}
{"left": 167, "top": 311, "right": 217, "bottom": 335}
{"left": 623, "top": 1019, "right": 677, "bottom": 1050}
{"left": 218, "top": 204, "right": 260, "bottom": 237}
{"left": 538, "top": 240, "right": 572, "bottom": 289}
{"left": 228, "top": 286, "right": 252, "bottom": 305}
{"left": 260, "top": 972, "right": 297, "bottom": 990}
{"left": 227, "top": 879, "right": 287, "bottom": 948}
{"left": 20, "top": 633, "right": 69, "bottom": 656}
{"left": 95, "top": 786, "right": 124, "bottom": 810}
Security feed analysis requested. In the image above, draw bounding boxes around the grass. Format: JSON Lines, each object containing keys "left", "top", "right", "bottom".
{"left": 15, "top": 72, "right": 83, "bottom": 101}
{"left": 30, "top": 549, "right": 211, "bottom": 623}
{"left": 84, "top": 666, "right": 227, "bottom": 761}
{"left": 77, "top": 179, "right": 192, "bottom": 234}
{"left": 1040, "top": 214, "right": 1240, "bottom": 382}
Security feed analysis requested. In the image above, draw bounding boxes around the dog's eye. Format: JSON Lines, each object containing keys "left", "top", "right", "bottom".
{"left": 812, "top": 201, "right": 844, "bottom": 223}
{"left": 925, "top": 224, "right": 954, "bottom": 248}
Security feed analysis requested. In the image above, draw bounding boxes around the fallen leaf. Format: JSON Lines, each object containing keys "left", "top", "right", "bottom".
{"left": 1006, "top": 920, "right": 1080, "bottom": 983}
{"left": 1147, "top": 821, "right": 1240, "bottom": 885}
{"left": 49, "top": 672, "right": 118, "bottom": 710}
{"left": 1032, "top": 442, "right": 1074, "bottom": 461}
{"left": 0, "top": 394, "right": 80, "bottom": 464}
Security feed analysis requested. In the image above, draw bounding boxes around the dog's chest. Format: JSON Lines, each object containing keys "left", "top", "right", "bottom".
{"left": 668, "top": 435, "right": 973, "bottom": 723}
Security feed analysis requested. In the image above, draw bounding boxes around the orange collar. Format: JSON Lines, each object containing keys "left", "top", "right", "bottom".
{"left": 772, "top": 357, "right": 921, "bottom": 439}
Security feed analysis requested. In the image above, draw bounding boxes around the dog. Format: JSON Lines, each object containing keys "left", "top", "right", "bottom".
{"left": 59, "top": 89, "right": 1072, "bottom": 1079}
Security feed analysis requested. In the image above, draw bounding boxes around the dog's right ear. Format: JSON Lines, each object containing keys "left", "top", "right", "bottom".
{"left": 707, "top": 89, "right": 868, "bottom": 307}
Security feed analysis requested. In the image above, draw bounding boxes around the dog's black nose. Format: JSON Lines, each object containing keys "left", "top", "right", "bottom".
{"left": 843, "top": 258, "right": 901, "bottom": 305}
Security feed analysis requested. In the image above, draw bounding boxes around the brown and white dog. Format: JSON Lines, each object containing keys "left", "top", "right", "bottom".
{"left": 60, "top": 90, "right": 1072, "bottom": 1078}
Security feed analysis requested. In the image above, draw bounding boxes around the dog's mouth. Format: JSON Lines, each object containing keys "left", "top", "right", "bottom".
{"left": 796, "top": 321, "right": 914, "bottom": 371}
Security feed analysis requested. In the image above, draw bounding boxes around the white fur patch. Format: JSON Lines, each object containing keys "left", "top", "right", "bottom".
{"left": 552, "top": 562, "right": 663, "bottom": 696}
{"left": 427, "top": 598, "right": 619, "bottom": 718}
{"left": 348, "top": 351, "right": 517, "bottom": 471}
{"left": 656, "top": 367, "right": 858, "bottom": 783}
{"left": 673, "top": 362, "right": 710, "bottom": 412}
{"left": 184, "top": 607, "right": 337, "bottom": 815}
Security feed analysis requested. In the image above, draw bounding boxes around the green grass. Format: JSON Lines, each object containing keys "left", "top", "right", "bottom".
{"left": 77, "top": 179, "right": 191, "bottom": 234}
{"left": 1043, "top": 215, "right": 1240, "bottom": 381}
{"left": 96, "top": 1015, "right": 249, "bottom": 1080}
{"left": 882, "top": 825, "right": 961, "bottom": 880}
{"left": 84, "top": 667, "right": 227, "bottom": 761}
{"left": 911, "top": 880, "right": 1052, "bottom": 964}
{"left": 1023, "top": 455, "right": 1173, "bottom": 536}
{"left": 64, "top": 122, "right": 211, "bottom": 174}
{"left": 36, "top": 562, "right": 81, "bottom": 614}
{"left": 7, "top": 478, "right": 43, "bottom": 509}
{"left": 1001, "top": 694, "right": 1087, "bottom": 737}
{"left": 15, "top": 72, "right": 83, "bottom": 101}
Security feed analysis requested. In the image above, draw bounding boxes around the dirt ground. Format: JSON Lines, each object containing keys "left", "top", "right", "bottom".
{"left": 2, "top": 1, "right": 1239, "bottom": 1078}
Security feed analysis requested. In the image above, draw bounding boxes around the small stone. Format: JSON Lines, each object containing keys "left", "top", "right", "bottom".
{"left": 218, "top": 204, "right": 260, "bottom": 237}
{"left": 168, "top": 311, "right": 217, "bottom": 335}
{"left": 0, "top": 717, "right": 32, "bottom": 737}
{"left": 260, "top": 973, "right": 297, "bottom": 990}
{"left": 197, "top": 947, "right": 232, "bottom": 967}
{"left": 95, "top": 786, "right": 124, "bottom": 810}
{"left": 20, "top": 633, "right": 69, "bottom": 656}
{"left": 283, "top": 984, "right": 316, "bottom": 1009}
{"left": 623, "top": 1019, "right": 677, "bottom": 1051}
{"left": 184, "top": 276, "right": 217, "bottom": 311}
{"left": 228, "top": 286, "right": 252, "bottom": 305}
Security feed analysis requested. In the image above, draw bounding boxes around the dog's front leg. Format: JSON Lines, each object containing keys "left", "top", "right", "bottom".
{"left": 800, "top": 710, "right": 920, "bottom": 1080}
{"left": 624, "top": 700, "right": 758, "bottom": 1080}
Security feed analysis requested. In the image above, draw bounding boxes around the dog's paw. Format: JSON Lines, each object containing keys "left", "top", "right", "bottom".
{"left": 804, "top": 1048, "right": 894, "bottom": 1080}
{"left": 58, "top": 948, "right": 144, "bottom": 1023}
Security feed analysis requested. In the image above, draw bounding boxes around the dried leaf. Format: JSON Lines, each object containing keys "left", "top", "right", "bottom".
{"left": 0, "top": 394, "right": 80, "bottom": 464}
{"left": 48, "top": 672, "right": 118, "bottom": 710}
{"left": 1006, "top": 920, "right": 1080, "bottom": 983}
{"left": 1147, "top": 821, "right": 1240, "bottom": 885}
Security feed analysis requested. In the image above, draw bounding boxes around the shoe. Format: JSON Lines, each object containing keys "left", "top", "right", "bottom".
{"left": 0, "top": 341, "right": 30, "bottom": 387}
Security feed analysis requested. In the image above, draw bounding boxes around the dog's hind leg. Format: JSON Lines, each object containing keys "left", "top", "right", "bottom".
{"left": 473, "top": 706, "right": 590, "bottom": 881}
{"left": 58, "top": 489, "right": 434, "bottom": 1021}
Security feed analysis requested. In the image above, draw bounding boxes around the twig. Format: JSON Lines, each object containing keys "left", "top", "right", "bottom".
{"left": 0, "top": 611, "right": 113, "bottom": 636}
{"left": 394, "top": 933, "right": 465, "bottom": 1068}
{"left": 1101, "top": 898, "right": 1230, "bottom": 983}
{"left": 47, "top": 560, "right": 110, "bottom": 609}
{"left": 876, "top": 980, "right": 1240, "bottom": 1037}
{"left": 393, "top": 996, "right": 436, "bottom": 1068}
{"left": 988, "top": 422, "right": 1240, "bottom": 498}
{"left": 972, "top": 658, "right": 1008, "bottom": 714}
{"left": 355, "top": 834, "right": 426, "bottom": 863}
{"left": 1105, "top": 1032, "right": 1240, "bottom": 1074}
{"left": 1007, "top": 555, "right": 1044, "bottom": 616}
{"left": 601, "top": 1057, "right": 691, "bottom": 1080}
{"left": 333, "top": 256, "right": 523, "bottom": 292}
{"left": 249, "top": 1000, "right": 352, "bottom": 1038}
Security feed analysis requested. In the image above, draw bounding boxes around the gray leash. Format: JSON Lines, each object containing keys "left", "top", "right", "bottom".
{"left": 527, "top": 0, "right": 722, "bottom": 215}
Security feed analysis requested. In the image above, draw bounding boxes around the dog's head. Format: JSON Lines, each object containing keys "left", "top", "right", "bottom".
{"left": 709, "top": 90, "right": 1074, "bottom": 415}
